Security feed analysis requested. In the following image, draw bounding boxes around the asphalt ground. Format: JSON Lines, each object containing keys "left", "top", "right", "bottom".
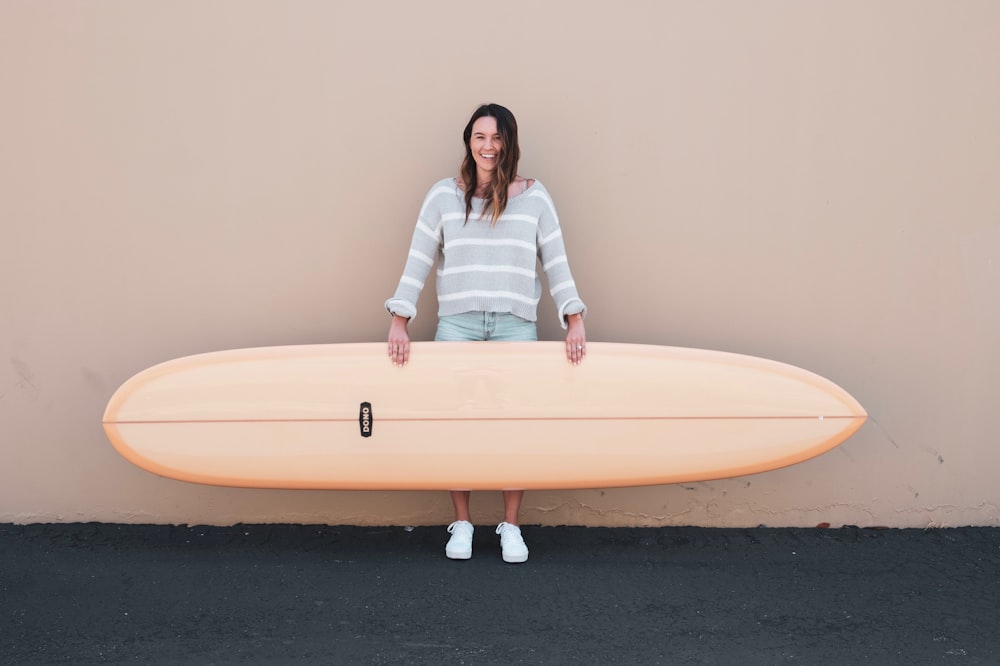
{"left": 2, "top": 523, "right": 998, "bottom": 665}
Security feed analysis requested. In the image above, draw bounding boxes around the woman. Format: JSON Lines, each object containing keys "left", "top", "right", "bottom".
{"left": 385, "top": 103, "right": 587, "bottom": 563}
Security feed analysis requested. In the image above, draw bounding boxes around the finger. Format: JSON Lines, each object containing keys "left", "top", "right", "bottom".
{"left": 566, "top": 342, "right": 585, "bottom": 364}
{"left": 389, "top": 343, "right": 401, "bottom": 365}
{"left": 394, "top": 344, "right": 409, "bottom": 367}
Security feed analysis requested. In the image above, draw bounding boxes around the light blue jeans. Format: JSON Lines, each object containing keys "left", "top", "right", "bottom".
{"left": 435, "top": 312, "right": 538, "bottom": 342}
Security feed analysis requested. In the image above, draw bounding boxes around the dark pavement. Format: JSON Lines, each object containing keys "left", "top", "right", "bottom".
{"left": 2, "top": 524, "right": 998, "bottom": 665}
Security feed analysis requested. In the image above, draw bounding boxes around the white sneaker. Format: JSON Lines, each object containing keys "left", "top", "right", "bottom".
{"left": 445, "top": 520, "right": 474, "bottom": 560}
{"left": 496, "top": 522, "right": 529, "bottom": 563}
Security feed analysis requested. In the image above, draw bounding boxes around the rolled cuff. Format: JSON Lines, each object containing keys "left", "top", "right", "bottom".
{"left": 385, "top": 298, "right": 416, "bottom": 320}
{"left": 557, "top": 299, "right": 586, "bottom": 329}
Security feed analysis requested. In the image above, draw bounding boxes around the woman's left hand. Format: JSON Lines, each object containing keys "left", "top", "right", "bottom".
{"left": 565, "top": 313, "right": 586, "bottom": 365}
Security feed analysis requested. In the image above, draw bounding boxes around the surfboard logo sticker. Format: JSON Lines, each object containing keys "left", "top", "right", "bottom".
{"left": 359, "top": 402, "right": 373, "bottom": 438}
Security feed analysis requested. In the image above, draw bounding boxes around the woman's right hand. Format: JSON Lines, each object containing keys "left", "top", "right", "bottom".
{"left": 387, "top": 315, "right": 411, "bottom": 366}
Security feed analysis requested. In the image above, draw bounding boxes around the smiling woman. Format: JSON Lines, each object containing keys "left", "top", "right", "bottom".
{"left": 383, "top": 103, "right": 588, "bottom": 563}
{"left": 460, "top": 103, "right": 521, "bottom": 225}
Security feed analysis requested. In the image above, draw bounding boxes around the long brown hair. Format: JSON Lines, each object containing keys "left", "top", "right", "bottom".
{"left": 460, "top": 103, "right": 520, "bottom": 225}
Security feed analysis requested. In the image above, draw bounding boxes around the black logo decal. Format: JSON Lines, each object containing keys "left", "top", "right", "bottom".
{"left": 359, "top": 402, "right": 373, "bottom": 438}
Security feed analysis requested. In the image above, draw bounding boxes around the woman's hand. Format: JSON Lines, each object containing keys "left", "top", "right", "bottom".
{"left": 388, "top": 315, "right": 411, "bottom": 366}
{"left": 565, "top": 313, "right": 586, "bottom": 365}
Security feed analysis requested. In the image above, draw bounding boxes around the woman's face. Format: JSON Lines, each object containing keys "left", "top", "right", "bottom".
{"left": 468, "top": 116, "right": 501, "bottom": 177}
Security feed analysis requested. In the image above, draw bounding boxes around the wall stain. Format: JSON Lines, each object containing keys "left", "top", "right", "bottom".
{"left": 9, "top": 357, "right": 41, "bottom": 402}
{"left": 11, "top": 357, "right": 36, "bottom": 390}
{"left": 868, "top": 416, "right": 900, "bottom": 449}
{"left": 82, "top": 367, "right": 108, "bottom": 394}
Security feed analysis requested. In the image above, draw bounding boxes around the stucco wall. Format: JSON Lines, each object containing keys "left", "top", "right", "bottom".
{"left": 3, "top": 1, "right": 998, "bottom": 527}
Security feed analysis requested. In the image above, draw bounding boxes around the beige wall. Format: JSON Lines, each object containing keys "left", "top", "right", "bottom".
{"left": 3, "top": 1, "right": 998, "bottom": 527}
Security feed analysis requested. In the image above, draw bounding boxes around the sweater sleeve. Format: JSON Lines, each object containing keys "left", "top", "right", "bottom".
{"left": 534, "top": 186, "right": 587, "bottom": 328}
{"left": 384, "top": 183, "right": 447, "bottom": 320}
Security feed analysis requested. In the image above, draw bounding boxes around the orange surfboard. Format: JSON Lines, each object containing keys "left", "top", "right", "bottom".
{"left": 102, "top": 342, "right": 866, "bottom": 490}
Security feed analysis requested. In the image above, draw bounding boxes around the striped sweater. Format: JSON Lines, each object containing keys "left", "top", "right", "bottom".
{"left": 385, "top": 178, "right": 586, "bottom": 327}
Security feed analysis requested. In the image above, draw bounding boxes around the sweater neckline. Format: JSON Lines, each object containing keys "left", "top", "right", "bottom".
{"left": 453, "top": 178, "right": 538, "bottom": 202}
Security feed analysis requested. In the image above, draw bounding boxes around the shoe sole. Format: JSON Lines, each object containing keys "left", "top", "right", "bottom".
{"left": 446, "top": 548, "right": 472, "bottom": 560}
{"left": 502, "top": 553, "right": 528, "bottom": 563}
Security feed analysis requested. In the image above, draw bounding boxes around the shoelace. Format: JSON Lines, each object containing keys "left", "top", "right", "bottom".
{"left": 448, "top": 520, "right": 472, "bottom": 535}
{"left": 496, "top": 522, "right": 519, "bottom": 537}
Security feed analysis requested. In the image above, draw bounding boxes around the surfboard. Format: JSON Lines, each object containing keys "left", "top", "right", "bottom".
{"left": 102, "top": 342, "right": 867, "bottom": 490}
